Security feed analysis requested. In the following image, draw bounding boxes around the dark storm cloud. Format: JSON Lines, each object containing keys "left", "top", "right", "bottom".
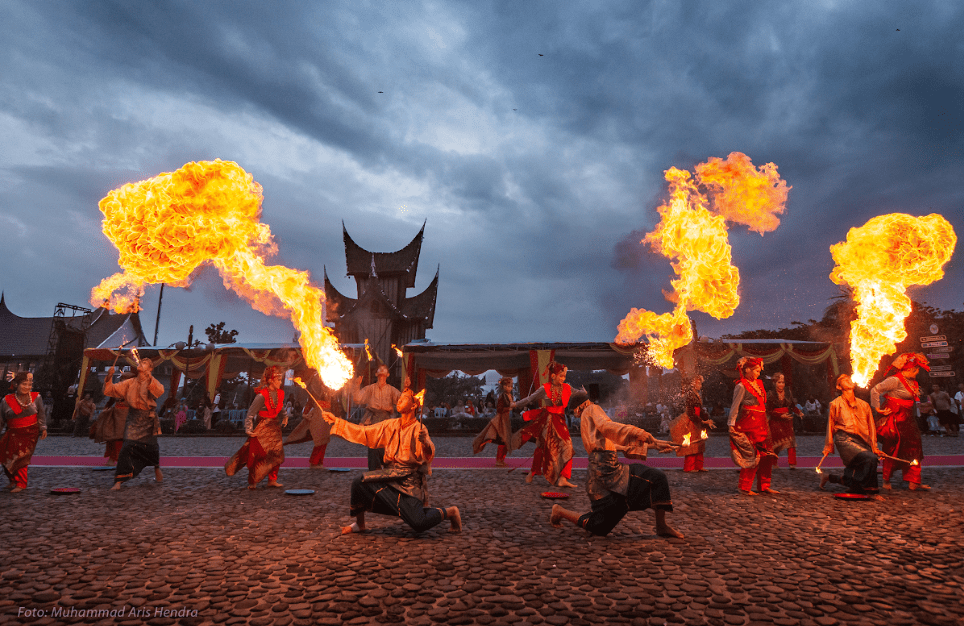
{"left": 0, "top": 0, "right": 961, "bottom": 352}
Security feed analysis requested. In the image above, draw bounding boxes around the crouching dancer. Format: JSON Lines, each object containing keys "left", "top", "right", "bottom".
{"left": 819, "top": 374, "right": 884, "bottom": 499}
{"left": 322, "top": 388, "right": 461, "bottom": 534}
{"left": 103, "top": 358, "right": 165, "bottom": 491}
{"left": 549, "top": 395, "right": 682, "bottom": 539}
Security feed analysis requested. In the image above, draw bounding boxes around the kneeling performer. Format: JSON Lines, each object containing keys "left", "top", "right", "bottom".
{"left": 549, "top": 394, "right": 682, "bottom": 538}
{"left": 323, "top": 388, "right": 461, "bottom": 534}
{"left": 820, "top": 374, "right": 884, "bottom": 499}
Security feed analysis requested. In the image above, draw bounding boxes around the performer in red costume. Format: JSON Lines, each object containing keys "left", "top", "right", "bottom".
{"left": 225, "top": 366, "right": 289, "bottom": 489}
{"left": 512, "top": 362, "right": 586, "bottom": 488}
{"left": 871, "top": 353, "right": 930, "bottom": 491}
{"left": 472, "top": 377, "right": 515, "bottom": 466}
{"left": 285, "top": 396, "right": 331, "bottom": 469}
{"left": 0, "top": 372, "right": 47, "bottom": 492}
{"left": 728, "top": 357, "right": 777, "bottom": 495}
{"left": 670, "top": 375, "right": 713, "bottom": 472}
{"left": 767, "top": 373, "right": 802, "bottom": 469}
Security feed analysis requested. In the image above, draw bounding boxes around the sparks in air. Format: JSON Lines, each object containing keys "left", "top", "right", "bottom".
{"left": 616, "top": 152, "right": 790, "bottom": 368}
{"left": 829, "top": 213, "right": 956, "bottom": 387}
{"left": 91, "top": 159, "right": 353, "bottom": 389}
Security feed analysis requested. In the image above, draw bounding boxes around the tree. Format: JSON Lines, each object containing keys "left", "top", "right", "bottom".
{"left": 205, "top": 322, "right": 239, "bottom": 344}
{"left": 425, "top": 373, "right": 484, "bottom": 409}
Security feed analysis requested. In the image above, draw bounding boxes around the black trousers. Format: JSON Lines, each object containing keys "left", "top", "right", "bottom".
{"left": 577, "top": 464, "right": 673, "bottom": 536}
{"left": 828, "top": 451, "right": 879, "bottom": 494}
{"left": 349, "top": 477, "right": 444, "bottom": 533}
{"left": 114, "top": 441, "right": 160, "bottom": 482}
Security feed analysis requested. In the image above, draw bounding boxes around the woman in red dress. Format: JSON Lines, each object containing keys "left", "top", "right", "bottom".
{"left": 728, "top": 357, "right": 777, "bottom": 495}
{"left": 512, "top": 362, "right": 585, "bottom": 488}
{"left": 225, "top": 366, "right": 289, "bottom": 489}
{"left": 871, "top": 353, "right": 929, "bottom": 491}
{"left": 767, "top": 373, "right": 802, "bottom": 469}
{"left": 0, "top": 372, "right": 47, "bottom": 492}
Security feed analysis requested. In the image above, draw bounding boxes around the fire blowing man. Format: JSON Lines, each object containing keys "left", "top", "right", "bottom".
{"left": 819, "top": 374, "right": 884, "bottom": 498}
{"left": 549, "top": 389, "right": 682, "bottom": 539}
{"left": 350, "top": 364, "right": 401, "bottom": 471}
{"left": 103, "top": 358, "right": 165, "bottom": 491}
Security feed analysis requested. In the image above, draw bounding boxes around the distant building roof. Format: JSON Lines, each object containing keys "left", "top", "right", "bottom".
{"left": 342, "top": 221, "right": 424, "bottom": 288}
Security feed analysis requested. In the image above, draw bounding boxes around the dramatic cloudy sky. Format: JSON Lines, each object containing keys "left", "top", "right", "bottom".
{"left": 1, "top": 1, "right": 961, "bottom": 351}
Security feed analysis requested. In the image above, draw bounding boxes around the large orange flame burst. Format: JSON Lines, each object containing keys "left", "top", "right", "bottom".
{"left": 91, "top": 159, "right": 353, "bottom": 389}
{"left": 616, "top": 153, "right": 790, "bottom": 368}
{"left": 830, "top": 213, "right": 956, "bottom": 387}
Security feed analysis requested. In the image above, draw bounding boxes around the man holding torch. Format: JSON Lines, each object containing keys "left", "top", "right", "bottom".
{"left": 322, "top": 387, "right": 462, "bottom": 535}
{"left": 871, "top": 353, "right": 930, "bottom": 491}
{"left": 819, "top": 374, "right": 884, "bottom": 499}
{"left": 549, "top": 389, "right": 682, "bottom": 539}
{"left": 103, "top": 357, "right": 165, "bottom": 491}
{"left": 350, "top": 364, "right": 401, "bottom": 471}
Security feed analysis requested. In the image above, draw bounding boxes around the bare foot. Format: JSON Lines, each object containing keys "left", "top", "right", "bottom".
{"left": 495, "top": 461, "right": 506, "bottom": 467}
{"left": 549, "top": 504, "right": 565, "bottom": 527}
{"left": 819, "top": 474, "right": 830, "bottom": 491}
{"left": 341, "top": 521, "right": 366, "bottom": 535}
{"left": 10, "top": 486, "right": 23, "bottom": 493}
{"left": 697, "top": 468, "right": 709, "bottom": 472}
{"left": 154, "top": 468, "right": 164, "bottom": 482}
{"left": 556, "top": 477, "right": 577, "bottom": 489}
{"left": 740, "top": 489, "right": 758, "bottom": 496}
{"left": 267, "top": 481, "right": 284, "bottom": 488}
{"left": 525, "top": 472, "right": 534, "bottom": 484}
{"left": 656, "top": 524, "right": 684, "bottom": 539}
{"left": 870, "top": 494, "right": 885, "bottom": 501}
{"left": 247, "top": 485, "right": 257, "bottom": 490}
{"left": 909, "top": 483, "right": 931, "bottom": 491}
{"left": 760, "top": 487, "right": 780, "bottom": 494}
{"left": 447, "top": 507, "right": 462, "bottom": 532}
{"left": 110, "top": 482, "right": 122, "bottom": 491}
{"left": 882, "top": 483, "right": 892, "bottom": 490}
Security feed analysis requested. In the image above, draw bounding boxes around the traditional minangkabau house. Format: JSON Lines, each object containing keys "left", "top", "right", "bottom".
{"left": 323, "top": 222, "right": 438, "bottom": 381}
{"left": 0, "top": 293, "right": 149, "bottom": 423}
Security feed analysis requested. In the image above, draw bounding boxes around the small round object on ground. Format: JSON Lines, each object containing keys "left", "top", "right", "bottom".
{"left": 92, "top": 466, "right": 116, "bottom": 471}
{"left": 50, "top": 488, "right": 81, "bottom": 494}
{"left": 327, "top": 468, "right": 351, "bottom": 472}
{"left": 541, "top": 492, "right": 570, "bottom": 499}
{"left": 833, "top": 492, "right": 871, "bottom": 500}
{"left": 285, "top": 489, "right": 315, "bottom": 496}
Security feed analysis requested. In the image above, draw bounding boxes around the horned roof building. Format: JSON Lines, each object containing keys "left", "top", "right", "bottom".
{"left": 324, "top": 222, "right": 438, "bottom": 372}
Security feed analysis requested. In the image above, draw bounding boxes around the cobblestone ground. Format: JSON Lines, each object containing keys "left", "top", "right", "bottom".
{"left": 1, "top": 436, "right": 962, "bottom": 626}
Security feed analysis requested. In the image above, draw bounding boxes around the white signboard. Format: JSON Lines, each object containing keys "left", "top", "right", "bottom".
{"left": 930, "top": 364, "right": 952, "bottom": 371}
{"left": 929, "top": 371, "right": 956, "bottom": 378}
{"left": 919, "top": 335, "right": 946, "bottom": 342}
{"left": 921, "top": 341, "right": 949, "bottom": 348}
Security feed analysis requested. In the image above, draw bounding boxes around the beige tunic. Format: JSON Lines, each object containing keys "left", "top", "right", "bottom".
{"left": 579, "top": 403, "right": 651, "bottom": 500}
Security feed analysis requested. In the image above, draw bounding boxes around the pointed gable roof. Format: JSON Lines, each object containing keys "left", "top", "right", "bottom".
{"left": 399, "top": 267, "right": 438, "bottom": 327}
{"left": 343, "top": 221, "right": 424, "bottom": 288}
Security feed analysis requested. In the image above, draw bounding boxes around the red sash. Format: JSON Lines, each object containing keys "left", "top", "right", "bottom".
{"left": 257, "top": 388, "right": 284, "bottom": 420}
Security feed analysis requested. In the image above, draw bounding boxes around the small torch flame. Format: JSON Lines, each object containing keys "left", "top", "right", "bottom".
{"left": 414, "top": 389, "right": 426, "bottom": 405}
{"left": 681, "top": 433, "right": 692, "bottom": 446}
{"left": 910, "top": 459, "right": 919, "bottom": 467}
{"left": 130, "top": 347, "right": 141, "bottom": 366}
{"left": 815, "top": 468, "right": 822, "bottom": 474}
{"left": 700, "top": 430, "right": 709, "bottom": 440}
{"left": 364, "top": 339, "right": 374, "bottom": 361}
{"left": 293, "top": 377, "right": 307, "bottom": 390}
{"left": 393, "top": 344, "right": 404, "bottom": 358}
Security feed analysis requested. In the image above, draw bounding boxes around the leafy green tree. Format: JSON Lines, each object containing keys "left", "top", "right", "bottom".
{"left": 204, "top": 322, "right": 239, "bottom": 344}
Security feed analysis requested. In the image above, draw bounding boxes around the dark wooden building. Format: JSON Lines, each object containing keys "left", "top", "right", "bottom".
{"left": 324, "top": 223, "right": 438, "bottom": 374}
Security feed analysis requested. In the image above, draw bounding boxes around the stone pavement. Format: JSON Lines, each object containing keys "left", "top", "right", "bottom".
{"left": 1, "top": 436, "right": 963, "bottom": 626}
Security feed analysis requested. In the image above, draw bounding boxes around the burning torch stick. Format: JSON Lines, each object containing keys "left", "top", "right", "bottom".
{"left": 815, "top": 453, "right": 829, "bottom": 475}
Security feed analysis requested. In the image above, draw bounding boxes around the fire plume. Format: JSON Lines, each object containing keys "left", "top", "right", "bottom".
{"left": 616, "top": 153, "right": 790, "bottom": 368}
{"left": 91, "top": 159, "right": 353, "bottom": 390}
{"left": 830, "top": 213, "right": 956, "bottom": 387}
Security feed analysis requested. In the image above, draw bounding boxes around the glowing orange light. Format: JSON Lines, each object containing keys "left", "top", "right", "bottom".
{"left": 91, "top": 159, "right": 353, "bottom": 389}
{"left": 681, "top": 433, "right": 692, "bottom": 446}
{"left": 910, "top": 459, "right": 920, "bottom": 467}
{"left": 414, "top": 389, "right": 426, "bottom": 405}
{"left": 830, "top": 213, "right": 956, "bottom": 387}
{"left": 616, "top": 153, "right": 789, "bottom": 368}
{"left": 392, "top": 344, "right": 404, "bottom": 358}
{"left": 700, "top": 430, "right": 709, "bottom": 440}
{"left": 815, "top": 468, "right": 822, "bottom": 474}
{"left": 364, "top": 339, "right": 374, "bottom": 361}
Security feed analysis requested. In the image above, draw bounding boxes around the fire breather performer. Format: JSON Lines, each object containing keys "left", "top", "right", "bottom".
{"left": 729, "top": 357, "right": 777, "bottom": 495}
{"left": 0, "top": 372, "right": 47, "bottom": 492}
{"left": 819, "top": 374, "right": 883, "bottom": 498}
{"left": 285, "top": 396, "right": 331, "bottom": 469}
{"left": 324, "top": 388, "right": 462, "bottom": 534}
{"left": 351, "top": 364, "right": 401, "bottom": 471}
{"left": 767, "top": 372, "right": 802, "bottom": 469}
{"left": 512, "top": 362, "right": 586, "bottom": 489}
{"left": 472, "top": 376, "right": 515, "bottom": 466}
{"left": 103, "top": 359, "right": 165, "bottom": 491}
{"left": 225, "top": 366, "right": 288, "bottom": 489}
{"left": 871, "top": 353, "right": 929, "bottom": 491}
{"left": 549, "top": 393, "right": 682, "bottom": 538}
{"left": 670, "top": 375, "right": 713, "bottom": 472}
